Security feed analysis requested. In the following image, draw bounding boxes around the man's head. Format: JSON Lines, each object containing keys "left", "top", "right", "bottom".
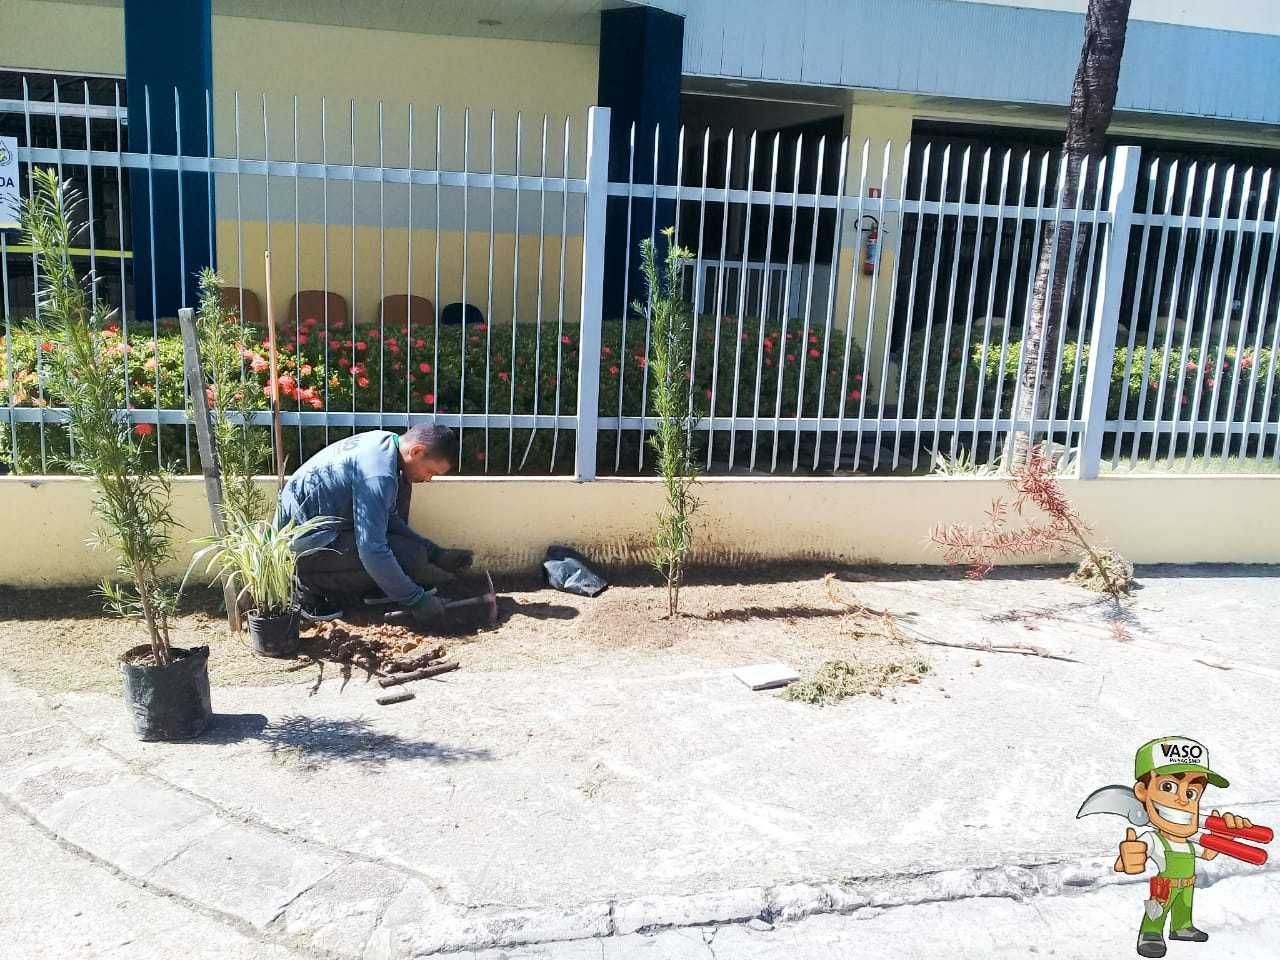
{"left": 1132, "top": 737, "right": 1228, "bottom": 840}
{"left": 398, "top": 425, "right": 457, "bottom": 483}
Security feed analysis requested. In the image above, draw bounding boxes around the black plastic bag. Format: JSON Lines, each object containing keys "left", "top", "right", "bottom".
{"left": 543, "top": 545, "right": 608, "bottom": 597}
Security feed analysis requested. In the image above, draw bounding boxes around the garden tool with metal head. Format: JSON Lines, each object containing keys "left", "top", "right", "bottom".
{"left": 368, "top": 571, "right": 498, "bottom": 629}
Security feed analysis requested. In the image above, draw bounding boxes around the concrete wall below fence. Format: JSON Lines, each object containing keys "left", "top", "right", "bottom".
{"left": 0, "top": 474, "right": 1276, "bottom": 588}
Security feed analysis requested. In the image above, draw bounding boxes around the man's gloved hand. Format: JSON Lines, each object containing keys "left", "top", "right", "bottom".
{"left": 434, "top": 548, "right": 474, "bottom": 574}
{"left": 406, "top": 590, "right": 447, "bottom": 628}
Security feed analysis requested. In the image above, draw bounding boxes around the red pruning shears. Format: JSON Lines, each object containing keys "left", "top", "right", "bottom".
{"left": 1199, "top": 815, "right": 1273, "bottom": 866}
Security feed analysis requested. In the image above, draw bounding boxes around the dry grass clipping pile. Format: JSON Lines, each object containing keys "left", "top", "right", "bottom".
{"left": 782, "top": 575, "right": 930, "bottom": 706}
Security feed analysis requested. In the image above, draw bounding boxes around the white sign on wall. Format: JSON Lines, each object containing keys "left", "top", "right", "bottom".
{"left": 0, "top": 137, "right": 20, "bottom": 229}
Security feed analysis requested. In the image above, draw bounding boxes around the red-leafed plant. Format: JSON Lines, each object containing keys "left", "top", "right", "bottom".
{"left": 930, "top": 445, "right": 1133, "bottom": 600}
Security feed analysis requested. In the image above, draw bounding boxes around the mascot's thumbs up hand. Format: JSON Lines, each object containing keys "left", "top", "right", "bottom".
{"left": 1116, "top": 827, "right": 1147, "bottom": 874}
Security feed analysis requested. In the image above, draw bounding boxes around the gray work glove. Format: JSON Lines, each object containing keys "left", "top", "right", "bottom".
{"left": 403, "top": 590, "right": 446, "bottom": 628}
{"left": 434, "top": 548, "right": 474, "bottom": 574}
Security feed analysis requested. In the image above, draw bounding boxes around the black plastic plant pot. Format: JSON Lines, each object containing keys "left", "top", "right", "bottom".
{"left": 119, "top": 645, "right": 213, "bottom": 742}
{"left": 247, "top": 608, "right": 301, "bottom": 658}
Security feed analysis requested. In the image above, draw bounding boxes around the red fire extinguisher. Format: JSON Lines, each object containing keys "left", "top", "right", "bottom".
{"left": 861, "top": 214, "right": 881, "bottom": 276}
{"left": 861, "top": 187, "right": 881, "bottom": 275}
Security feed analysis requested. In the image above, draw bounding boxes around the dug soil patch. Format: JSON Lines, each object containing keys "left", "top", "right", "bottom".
{"left": 0, "top": 573, "right": 918, "bottom": 694}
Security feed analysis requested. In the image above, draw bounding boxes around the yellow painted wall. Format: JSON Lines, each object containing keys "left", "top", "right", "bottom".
{"left": 1, "top": 474, "right": 1276, "bottom": 586}
{"left": 215, "top": 222, "right": 585, "bottom": 330}
{"left": 0, "top": 0, "right": 124, "bottom": 75}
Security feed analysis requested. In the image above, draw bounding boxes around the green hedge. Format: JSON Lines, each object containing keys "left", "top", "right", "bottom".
{"left": 904, "top": 330, "right": 1279, "bottom": 423}
{"left": 0, "top": 314, "right": 864, "bottom": 474}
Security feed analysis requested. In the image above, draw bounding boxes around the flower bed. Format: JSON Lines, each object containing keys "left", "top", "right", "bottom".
{"left": 1, "top": 314, "right": 864, "bottom": 474}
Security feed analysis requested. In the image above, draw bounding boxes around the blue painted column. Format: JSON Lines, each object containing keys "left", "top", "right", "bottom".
{"left": 124, "top": 0, "right": 213, "bottom": 319}
{"left": 597, "top": 6, "right": 683, "bottom": 321}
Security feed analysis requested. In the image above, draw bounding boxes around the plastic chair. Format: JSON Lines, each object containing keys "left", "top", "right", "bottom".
{"left": 378, "top": 294, "right": 436, "bottom": 333}
{"left": 285, "top": 290, "right": 350, "bottom": 334}
{"left": 218, "top": 287, "right": 262, "bottom": 329}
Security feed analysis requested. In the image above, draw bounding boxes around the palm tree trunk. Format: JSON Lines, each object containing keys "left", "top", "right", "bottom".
{"left": 1010, "top": 0, "right": 1131, "bottom": 467}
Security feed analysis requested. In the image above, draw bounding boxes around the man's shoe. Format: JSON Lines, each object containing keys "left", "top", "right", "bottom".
{"left": 1170, "top": 927, "right": 1209, "bottom": 943}
{"left": 1136, "top": 933, "right": 1167, "bottom": 958}
{"left": 295, "top": 591, "right": 343, "bottom": 622}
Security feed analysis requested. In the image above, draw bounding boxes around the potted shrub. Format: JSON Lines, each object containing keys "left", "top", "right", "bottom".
{"left": 186, "top": 518, "right": 329, "bottom": 658}
{"left": 22, "top": 169, "right": 211, "bottom": 741}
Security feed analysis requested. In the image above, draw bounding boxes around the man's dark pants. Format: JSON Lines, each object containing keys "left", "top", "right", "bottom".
{"left": 296, "top": 480, "right": 453, "bottom": 601}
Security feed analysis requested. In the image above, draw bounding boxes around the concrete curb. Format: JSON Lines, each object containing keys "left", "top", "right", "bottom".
{"left": 0, "top": 677, "right": 1271, "bottom": 957}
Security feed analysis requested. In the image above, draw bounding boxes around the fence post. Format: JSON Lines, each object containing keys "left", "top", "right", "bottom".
{"left": 575, "top": 106, "right": 611, "bottom": 481}
{"left": 1078, "top": 145, "right": 1140, "bottom": 479}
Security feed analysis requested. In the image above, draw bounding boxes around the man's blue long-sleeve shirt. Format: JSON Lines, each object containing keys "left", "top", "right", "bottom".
{"left": 276, "top": 431, "right": 429, "bottom": 605}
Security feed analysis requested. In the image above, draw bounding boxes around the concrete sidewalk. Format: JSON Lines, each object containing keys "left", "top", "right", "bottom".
{"left": 3, "top": 566, "right": 1279, "bottom": 957}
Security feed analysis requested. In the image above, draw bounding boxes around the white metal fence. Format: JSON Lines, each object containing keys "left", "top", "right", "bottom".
{"left": 3, "top": 86, "right": 1279, "bottom": 479}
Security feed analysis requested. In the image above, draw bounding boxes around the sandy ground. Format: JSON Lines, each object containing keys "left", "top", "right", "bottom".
{"left": 0, "top": 566, "right": 921, "bottom": 696}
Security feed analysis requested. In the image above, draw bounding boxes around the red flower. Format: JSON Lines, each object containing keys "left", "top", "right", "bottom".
{"left": 423, "top": 393, "right": 436, "bottom": 405}
{"left": 104, "top": 324, "right": 119, "bottom": 336}
{"left": 329, "top": 340, "right": 341, "bottom": 350}
{"left": 414, "top": 338, "right": 426, "bottom": 349}
{"left": 469, "top": 335, "right": 480, "bottom": 343}
{"left": 498, "top": 371, "right": 509, "bottom": 382}
{"left": 476, "top": 323, "right": 488, "bottom": 332}
{"left": 297, "top": 334, "right": 309, "bottom": 346}
{"left": 808, "top": 348, "right": 820, "bottom": 359}
{"left": 1186, "top": 361, "right": 1198, "bottom": 372}
{"left": 849, "top": 389, "right": 862, "bottom": 401}
{"left": 278, "top": 375, "right": 297, "bottom": 394}
{"left": 304, "top": 316, "right": 319, "bottom": 328}
{"left": 419, "top": 362, "right": 432, "bottom": 374}
{"left": 338, "top": 357, "right": 351, "bottom": 369}
{"left": 787, "top": 353, "right": 796, "bottom": 363}
{"left": 133, "top": 422, "right": 153, "bottom": 437}
{"left": 205, "top": 386, "right": 217, "bottom": 404}
{"left": 251, "top": 356, "right": 269, "bottom": 373}
{"left": 386, "top": 337, "right": 398, "bottom": 348}
{"left": 601, "top": 345, "right": 613, "bottom": 357}
{"left": 854, "top": 373, "right": 863, "bottom": 382}
{"left": 309, "top": 397, "right": 323, "bottom": 410}
{"left": 356, "top": 341, "right": 368, "bottom": 352}
{"left": 609, "top": 365, "right": 620, "bottom": 376}
{"left": 39, "top": 341, "right": 55, "bottom": 353}
{"left": 764, "top": 338, "right": 774, "bottom": 352}
{"left": 561, "top": 335, "right": 571, "bottom": 345}
{"left": 357, "top": 376, "right": 370, "bottom": 388}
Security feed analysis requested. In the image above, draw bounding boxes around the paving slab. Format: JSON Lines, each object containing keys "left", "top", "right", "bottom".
{"left": 0, "top": 807, "right": 307, "bottom": 960}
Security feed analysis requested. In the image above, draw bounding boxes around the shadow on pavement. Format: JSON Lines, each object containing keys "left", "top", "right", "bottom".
{"left": 258, "top": 715, "right": 493, "bottom": 769}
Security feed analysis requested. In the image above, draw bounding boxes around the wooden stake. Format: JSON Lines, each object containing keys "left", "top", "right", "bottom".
{"left": 377, "top": 691, "right": 416, "bottom": 706}
{"left": 178, "top": 306, "right": 241, "bottom": 633}
{"left": 377, "top": 661, "right": 459, "bottom": 688}
{"left": 263, "top": 250, "right": 286, "bottom": 492}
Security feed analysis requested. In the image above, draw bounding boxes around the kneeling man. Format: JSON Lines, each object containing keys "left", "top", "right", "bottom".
{"left": 277, "top": 425, "right": 472, "bottom": 627}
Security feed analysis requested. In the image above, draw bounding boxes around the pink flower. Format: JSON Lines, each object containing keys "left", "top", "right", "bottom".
{"left": 414, "top": 338, "right": 426, "bottom": 349}
{"left": 143, "top": 358, "right": 158, "bottom": 371}
{"left": 808, "top": 348, "right": 820, "bottom": 359}
{"left": 338, "top": 357, "right": 351, "bottom": 369}
{"left": 329, "top": 340, "right": 341, "bottom": 350}
{"left": 423, "top": 393, "right": 436, "bottom": 405}
{"left": 498, "top": 371, "right": 509, "bottom": 382}
{"left": 300, "top": 364, "right": 312, "bottom": 376}
{"left": 356, "top": 341, "right": 368, "bottom": 352}
{"left": 849, "top": 389, "right": 862, "bottom": 401}
{"left": 418, "top": 362, "right": 432, "bottom": 374}
{"left": 251, "top": 356, "right": 269, "bottom": 373}
{"left": 357, "top": 376, "right": 370, "bottom": 388}
{"left": 609, "top": 365, "right": 620, "bottom": 377}
{"left": 854, "top": 373, "right": 863, "bottom": 382}
{"left": 114, "top": 342, "right": 131, "bottom": 356}
{"left": 561, "top": 335, "right": 571, "bottom": 345}
{"left": 310, "top": 397, "right": 323, "bottom": 410}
